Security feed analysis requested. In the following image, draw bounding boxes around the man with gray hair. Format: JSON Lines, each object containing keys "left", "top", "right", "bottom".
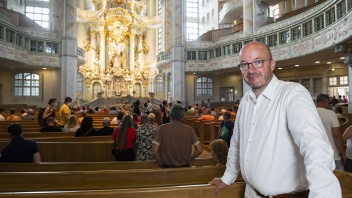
{"left": 96, "top": 117, "right": 114, "bottom": 136}
{"left": 152, "top": 104, "right": 203, "bottom": 168}
{"left": 316, "top": 93, "right": 347, "bottom": 170}
{"left": 21, "top": 109, "right": 35, "bottom": 121}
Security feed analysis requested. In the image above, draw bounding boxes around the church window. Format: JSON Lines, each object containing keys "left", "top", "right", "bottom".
{"left": 303, "top": 21, "right": 312, "bottom": 37}
{"left": 187, "top": 51, "right": 197, "bottom": 60}
{"left": 76, "top": 74, "right": 83, "bottom": 97}
{"left": 199, "top": 51, "right": 207, "bottom": 60}
{"left": 14, "top": 73, "right": 40, "bottom": 96}
{"left": 267, "top": 34, "right": 277, "bottom": 47}
{"left": 337, "top": 0, "right": 346, "bottom": 19}
{"left": 314, "top": 15, "right": 324, "bottom": 32}
{"left": 291, "top": 26, "right": 301, "bottom": 41}
{"left": 6, "top": 29, "right": 15, "bottom": 44}
{"left": 25, "top": 6, "right": 50, "bottom": 29}
{"left": 196, "top": 77, "right": 213, "bottom": 97}
{"left": 155, "top": 75, "right": 164, "bottom": 98}
{"left": 325, "top": 8, "right": 335, "bottom": 26}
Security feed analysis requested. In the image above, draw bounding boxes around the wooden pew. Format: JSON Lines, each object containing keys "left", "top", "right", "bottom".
{"left": 0, "top": 132, "right": 72, "bottom": 139}
{"left": 0, "top": 158, "right": 216, "bottom": 172}
{"left": 0, "top": 183, "right": 246, "bottom": 198}
{"left": 0, "top": 136, "right": 112, "bottom": 142}
{"left": 0, "top": 166, "right": 243, "bottom": 192}
{"left": 0, "top": 141, "right": 115, "bottom": 162}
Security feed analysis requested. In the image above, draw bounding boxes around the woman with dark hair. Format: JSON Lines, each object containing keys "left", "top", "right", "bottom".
{"left": 111, "top": 110, "right": 124, "bottom": 124}
{"left": 209, "top": 139, "right": 228, "bottom": 166}
{"left": 75, "top": 116, "right": 97, "bottom": 137}
{"left": 218, "top": 111, "right": 234, "bottom": 146}
{"left": 42, "top": 98, "right": 58, "bottom": 127}
{"left": 112, "top": 115, "right": 136, "bottom": 161}
{"left": 133, "top": 100, "right": 141, "bottom": 116}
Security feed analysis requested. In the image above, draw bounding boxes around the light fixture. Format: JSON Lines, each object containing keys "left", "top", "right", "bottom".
{"left": 327, "top": 62, "right": 331, "bottom": 64}
{"left": 295, "top": 64, "right": 299, "bottom": 67}
{"left": 340, "top": 57, "right": 345, "bottom": 60}
{"left": 278, "top": 68, "right": 282, "bottom": 70}
{"left": 193, "top": 73, "right": 196, "bottom": 75}
{"left": 315, "top": 61, "right": 320, "bottom": 63}
{"left": 332, "top": 68, "right": 335, "bottom": 71}
{"left": 43, "top": 68, "right": 47, "bottom": 70}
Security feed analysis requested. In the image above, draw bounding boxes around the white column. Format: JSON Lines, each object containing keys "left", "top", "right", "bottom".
{"left": 129, "top": 33, "right": 135, "bottom": 72}
{"left": 86, "top": 0, "right": 95, "bottom": 11}
{"left": 99, "top": 31, "right": 106, "bottom": 75}
{"left": 90, "top": 31, "right": 96, "bottom": 69}
{"left": 61, "top": 0, "right": 77, "bottom": 102}
{"left": 137, "top": 34, "right": 144, "bottom": 70}
{"left": 243, "top": 0, "right": 253, "bottom": 36}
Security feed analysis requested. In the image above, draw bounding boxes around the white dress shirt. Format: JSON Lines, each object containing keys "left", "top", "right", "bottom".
{"left": 222, "top": 75, "right": 341, "bottom": 197}
{"left": 346, "top": 138, "right": 352, "bottom": 159}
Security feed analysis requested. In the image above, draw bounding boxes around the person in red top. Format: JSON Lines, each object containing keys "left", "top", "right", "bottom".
{"left": 112, "top": 115, "right": 136, "bottom": 161}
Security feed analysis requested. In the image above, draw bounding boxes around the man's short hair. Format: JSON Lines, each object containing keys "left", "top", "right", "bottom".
{"left": 140, "top": 113, "right": 149, "bottom": 124}
{"left": 65, "top": 97, "right": 72, "bottom": 102}
{"left": 103, "top": 118, "right": 111, "bottom": 127}
{"left": 334, "top": 106, "right": 343, "bottom": 114}
{"left": 0, "top": 108, "right": 4, "bottom": 113}
{"left": 8, "top": 123, "right": 22, "bottom": 137}
{"left": 27, "top": 109, "right": 34, "bottom": 115}
{"left": 117, "top": 110, "right": 124, "bottom": 120}
{"left": 188, "top": 105, "right": 192, "bottom": 109}
{"left": 148, "top": 113, "right": 155, "bottom": 122}
{"left": 10, "top": 108, "right": 16, "bottom": 114}
{"left": 47, "top": 117, "right": 56, "bottom": 123}
{"left": 169, "top": 104, "right": 184, "bottom": 121}
{"left": 48, "top": 98, "right": 57, "bottom": 105}
{"left": 162, "top": 100, "right": 167, "bottom": 105}
{"left": 316, "top": 94, "right": 330, "bottom": 103}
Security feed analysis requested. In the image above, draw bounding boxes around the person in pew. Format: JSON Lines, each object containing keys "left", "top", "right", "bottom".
{"left": 0, "top": 108, "right": 5, "bottom": 121}
{"left": 161, "top": 100, "right": 170, "bottom": 124}
{"left": 136, "top": 114, "right": 157, "bottom": 161}
{"left": 20, "top": 109, "right": 27, "bottom": 119}
{"left": 0, "top": 123, "right": 41, "bottom": 163}
{"left": 186, "top": 105, "right": 194, "bottom": 113}
{"left": 152, "top": 104, "right": 203, "bottom": 168}
{"left": 210, "top": 107, "right": 216, "bottom": 116}
{"left": 42, "top": 98, "right": 58, "bottom": 127}
{"left": 209, "top": 139, "right": 228, "bottom": 166}
{"left": 342, "top": 125, "right": 352, "bottom": 173}
{"left": 148, "top": 113, "right": 158, "bottom": 127}
{"left": 78, "top": 111, "right": 86, "bottom": 125}
{"left": 333, "top": 105, "right": 344, "bottom": 119}
{"left": 195, "top": 109, "right": 203, "bottom": 117}
{"left": 111, "top": 115, "right": 136, "bottom": 161}
{"left": 75, "top": 116, "right": 97, "bottom": 137}
{"left": 132, "top": 113, "right": 139, "bottom": 129}
{"left": 218, "top": 112, "right": 234, "bottom": 147}
{"left": 96, "top": 117, "right": 114, "bottom": 136}
{"left": 108, "top": 106, "right": 118, "bottom": 114}
{"left": 62, "top": 115, "right": 80, "bottom": 132}
{"left": 111, "top": 110, "right": 124, "bottom": 125}
{"left": 40, "top": 117, "right": 62, "bottom": 132}
{"left": 197, "top": 109, "right": 215, "bottom": 121}
{"left": 209, "top": 42, "right": 341, "bottom": 197}
{"left": 316, "top": 94, "right": 347, "bottom": 170}
{"left": 218, "top": 109, "right": 227, "bottom": 120}
{"left": 6, "top": 108, "right": 21, "bottom": 121}
{"left": 59, "top": 97, "right": 72, "bottom": 127}
{"left": 21, "top": 109, "right": 35, "bottom": 121}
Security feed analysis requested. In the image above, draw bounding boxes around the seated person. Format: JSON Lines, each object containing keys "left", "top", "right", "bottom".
{"left": 198, "top": 109, "right": 215, "bottom": 121}
{"left": 209, "top": 139, "right": 228, "bottom": 166}
{"left": 136, "top": 113, "right": 157, "bottom": 161}
{"left": 218, "top": 109, "right": 227, "bottom": 120}
{"left": 62, "top": 115, "right": 80, "bottom": 132}
{"left": 219, "top": 112, "right": 234, "bottom": 146}
{"left": 77, "top": 111, "right": 86, "bottom": 125}
{"left": 195, "top": 109, "right": 203, "bottom": 117}
{"left": 40, "top": 117, "right": 62, "bottom": 132}
{"left": 6, "top": 108, "right": 20, "bottom": 121}
{"left": 0, "top": 123, "right": 41, "bottom": 163}
{"left": 0, "top": 108, "right": 4, "bottom": 121}
{"left": 153, "top": 105, "right": 203, "bottom": 168}
{"left": 148, "top": 113, "right": 158, "bottom": 127}
{"left": 75, "top": 116, "right": 97, "bottom": 137}
{"left": 20, "top": 109, "right": 27, "bottom": 119}
{"left": 333, "top": 105, "right": 344, "bottom": 118}
{"left": 210, "top": 107, "right": 216, "bottom": 116}
{"left": 21, "top": 109, "right": 35, "bottom": 121}
{"left": 111, "top": 110, "right": 124, "bottom": 124}
{"left": 186, "top": 105, "right": 194, "bottom": 113}
{"left": 96, "top": 117, "right": 114, "bottom": 136}
{"left": 108, "top": 106, "right": 118, "bottom": 114}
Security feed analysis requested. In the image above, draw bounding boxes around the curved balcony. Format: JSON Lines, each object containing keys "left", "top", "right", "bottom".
{"left": 156, "top": 52, "right": 172, "bottom": 69}
{"left": 185, "top": 4, "right": 352, "bottom": 72}
{"left": 219, "top": 0, "right": 243, "bottom": 24}
{"left": 77, "top": 47, "right": 86, "bottom": 66}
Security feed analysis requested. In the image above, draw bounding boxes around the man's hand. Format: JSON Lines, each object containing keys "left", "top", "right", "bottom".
{"left": 208, "top": 178, "right": 229, "bottom": 195}
{"left": 341, "top": 153, "right": 347, "bottom": 165}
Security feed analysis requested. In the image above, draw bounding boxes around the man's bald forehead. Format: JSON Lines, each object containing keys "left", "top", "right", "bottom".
{"left": 239, "top": 41, "right": 272, "bottom": 59}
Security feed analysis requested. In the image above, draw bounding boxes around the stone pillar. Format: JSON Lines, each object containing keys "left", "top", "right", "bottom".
{"left": 137, "top": 34, "right": 144, "bottom": 70}
{"left": 243, "top": 0, "right": 253, "bottom": 36}
{"left": 61, "top": 0, "right": 77, "bottom": 102}
{"left": 129, "top": 33, "right": 135, "bottom": 72}
{"left": 99, "top": 31, "right": 106, "bottom": 75}
{"left": 86, "top": 0, "right": 95, "bottom": 11}
{"left": 90, "top": 31, "right": 96, "bottom": 69}
{"left": 171, "top": 0, "right": 186, "bottom": 103}
{"left": 335, "top": 45, "right": 352, "bottom": 113}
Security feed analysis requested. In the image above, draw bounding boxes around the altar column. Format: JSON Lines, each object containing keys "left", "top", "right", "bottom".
{"left": 129, "top": 33, "right": 135, "bottom": 72}
{"left": 90, "top": 31, "right": 96, "bottom": 69}
{"left": 99, "top": 30, "right": 106, "bottom": 75}
{"left": 137, "top": 34, "right": 144, "bottom": 70}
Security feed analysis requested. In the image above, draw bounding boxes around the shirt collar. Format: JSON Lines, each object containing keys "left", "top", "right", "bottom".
{"left": 248, "top": 75, "right": 279, "bottom": 101}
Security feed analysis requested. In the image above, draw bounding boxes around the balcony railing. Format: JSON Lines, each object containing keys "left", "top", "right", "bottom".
{"left": 219, "top": 0, "right": 243, "bottom": 24}
{"left": 156, "top": 52, "right": 172, "bottom": 68}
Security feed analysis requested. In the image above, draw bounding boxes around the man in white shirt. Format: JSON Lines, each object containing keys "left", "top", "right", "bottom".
{"left": 316, "top": 94, "right": 347, "bottom": 170}
{"left": 209, "top": 42, "right": 341, "bottom": 197}
{"left": 0, "top": 108, "right": 5, "bottom": 121}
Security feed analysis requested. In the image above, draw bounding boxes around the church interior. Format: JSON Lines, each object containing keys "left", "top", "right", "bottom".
{"left": 0, "top": 0, "right": 352, "bottom": 197}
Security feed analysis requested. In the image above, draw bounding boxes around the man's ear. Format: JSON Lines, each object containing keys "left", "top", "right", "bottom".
{"left": 270, "top": 59, "right": 276, "bottom": 72}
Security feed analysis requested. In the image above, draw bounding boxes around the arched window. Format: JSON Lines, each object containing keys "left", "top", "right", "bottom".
{"left": 167, "top": 73, "right": 172, "bottom": 93}
{"left": 76, "top": 74, "right": 83, "bottom": 97}
{"left": 134, "top": 83, "right": 141, "bottom": 98}
{"left": 93, "top": 82, "right": 101, "bottom": 99}
{"left": 196, "top": 77, "right": 212, "bottom": 97}
{"left": 14, "top": 73, "right": 39, "bottom": 96}
{"left": 155, "top": 75, "right": 163, "bottom": 98}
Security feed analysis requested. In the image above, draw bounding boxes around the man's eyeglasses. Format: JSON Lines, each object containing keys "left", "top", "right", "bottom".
{"left": 237, "top": 59, "right": 272, "bottom": 71}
